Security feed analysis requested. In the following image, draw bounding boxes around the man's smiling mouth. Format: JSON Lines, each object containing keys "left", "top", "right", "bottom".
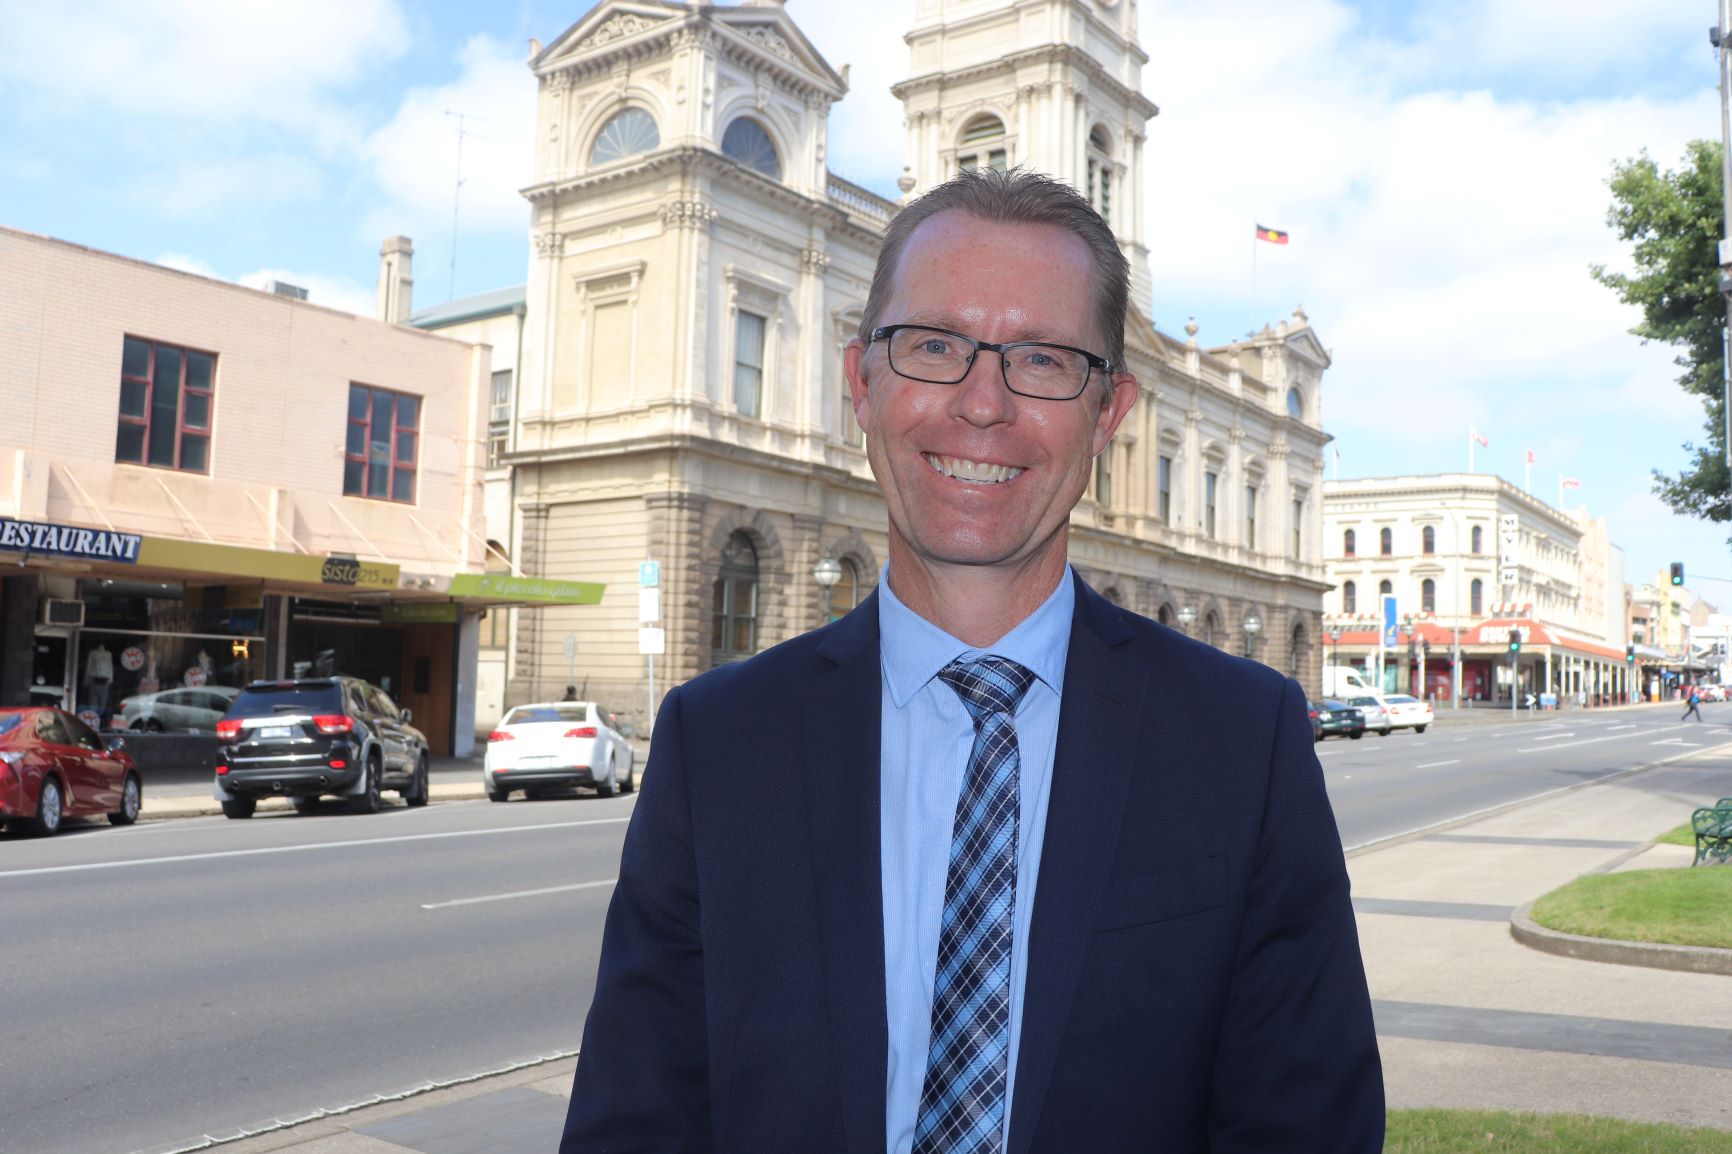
{"left": 923, "top": 453, "right": 1024, "bottom": 484}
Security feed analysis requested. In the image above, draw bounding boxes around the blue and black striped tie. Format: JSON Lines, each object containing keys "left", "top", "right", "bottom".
{"left": 913, "top": 656, "right": 1036, "bottom": 1154}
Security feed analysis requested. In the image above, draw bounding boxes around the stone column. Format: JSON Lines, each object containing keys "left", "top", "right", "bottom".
{"left": 646, "top": 489, "right": 710, "bottom": 700}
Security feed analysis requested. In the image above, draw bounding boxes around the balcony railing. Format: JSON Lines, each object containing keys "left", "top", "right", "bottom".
{"left": 826, "top": 172, "right": 897, "bottom": 226}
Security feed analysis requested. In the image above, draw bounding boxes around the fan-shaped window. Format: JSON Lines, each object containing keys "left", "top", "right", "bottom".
{"left": 958, "top": 114, "right": 1007, "bottom": 173}
{"left": 1343, "top": 580, "right": 1357, "bottom": 615}
{"left": 1286, "top": 388, "right": 1304, "bottom": 419}
{"left": 590, "top": 108, "right": 660, "bottom": 166}
{"left": 722, "top": 118, "right": 780, "bottom": 179}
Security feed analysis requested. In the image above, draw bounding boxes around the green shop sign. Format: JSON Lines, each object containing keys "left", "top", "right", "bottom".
{"left": 447, "top": 574, "right": 606, "bottom": 605}
{"left": 381, "top": 602, "right": 461, "bottom": 625}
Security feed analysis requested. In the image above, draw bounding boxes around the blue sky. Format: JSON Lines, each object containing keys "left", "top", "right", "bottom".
{"left": 1, "top": 0, "right": 1724, "bottom": 607}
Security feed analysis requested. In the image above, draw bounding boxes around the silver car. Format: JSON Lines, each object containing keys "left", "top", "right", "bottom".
{"left": 1345, "top": 694, "right": 1393, "bottom": 736}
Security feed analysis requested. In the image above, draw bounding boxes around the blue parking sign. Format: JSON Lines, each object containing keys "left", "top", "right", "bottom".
{"left": 1381, "top": 595, "right": 1398, "bottom": 649}
{"left": 639, "top": 560, "right": 660, "bottom": 588}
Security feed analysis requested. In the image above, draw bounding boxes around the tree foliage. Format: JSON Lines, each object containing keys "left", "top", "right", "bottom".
{"left": 1591, "top": 139, "right": 1731, "bottom": 526}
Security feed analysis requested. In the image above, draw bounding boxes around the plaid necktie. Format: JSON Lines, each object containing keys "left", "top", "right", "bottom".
{"left": 913, "top": 656, "right": 1037, "bottom": 1154}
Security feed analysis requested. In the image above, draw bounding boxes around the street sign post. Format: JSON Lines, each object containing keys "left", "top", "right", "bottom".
{"left": 640, "top": 560, "right": 661, "bottom": 726}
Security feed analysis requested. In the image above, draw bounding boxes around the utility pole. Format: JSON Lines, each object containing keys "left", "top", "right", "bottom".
{"left": 1717, "top": 4, "right": 1732, "bottom": 473}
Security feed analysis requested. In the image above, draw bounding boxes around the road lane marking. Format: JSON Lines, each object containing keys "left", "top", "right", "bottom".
{"left": 1529, "top": 733, "right": 1576, "bottom": 741}
{"left": 422, "top": 878, "right": 617, "bottom": 910}
{"left": 1652, "top": 739, "right": 1702, "bottom": 747}
{"left": 1516, "top": 724, "right": 1692, "bottom": 754}
{"left": 1607, "top": 725, "right": 1636, "bottom": 732}
{"left": 0, "top": 816, "right": 633, "bottom": 879}
{"left": 1416, "top": 760, "right": 1461, "bottom": 769}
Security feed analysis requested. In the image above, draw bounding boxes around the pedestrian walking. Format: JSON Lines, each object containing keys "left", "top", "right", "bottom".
{"left": 1682, "top": 686, "right": 1703, "bottom": 722}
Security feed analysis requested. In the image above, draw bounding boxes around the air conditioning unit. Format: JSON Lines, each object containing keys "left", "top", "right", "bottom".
{"left": 41, "top": 598, "right": 85, "bottom": 628}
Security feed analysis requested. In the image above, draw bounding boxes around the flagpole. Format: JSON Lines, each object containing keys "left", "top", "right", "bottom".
{"left": 1251, "top": 230, "right": 1258, "bottom": 306}
{"left": 1468, "top": 429, "right": 1475, "bottom": 473}
{"left": 1524, "top": 456, "right": 1531, "bottom": 493}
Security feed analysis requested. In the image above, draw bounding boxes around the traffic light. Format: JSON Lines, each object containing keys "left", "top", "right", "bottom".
{"left": 1671, "top": 562, "right": 1685, "bottom": 586}
{"left": 1507, "top": 628, "right": 1523, "bottom": 654}
{"left": 1626, "top": 644, "right": 1637, "bottom": 664}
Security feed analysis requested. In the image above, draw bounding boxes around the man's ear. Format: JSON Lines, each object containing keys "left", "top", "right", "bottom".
{"left": 844, "top": 338, "right": 872, "bottom": 435}
{"left": 1092, "top": 370, "right": 1138, "bottom": 456}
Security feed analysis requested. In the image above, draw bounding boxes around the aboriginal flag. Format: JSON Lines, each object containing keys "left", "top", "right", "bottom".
{"left": 1255, "top": 224, "right": 1289, "bottom": 245}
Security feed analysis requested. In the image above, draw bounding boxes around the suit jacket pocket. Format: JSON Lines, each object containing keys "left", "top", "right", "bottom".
{"left": 1095, "top": 852, "right": 1228, "bottom": 932}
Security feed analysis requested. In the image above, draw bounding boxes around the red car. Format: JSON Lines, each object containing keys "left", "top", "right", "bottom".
{"left": 0, "top": 707, "right": 141, "bottom": 836}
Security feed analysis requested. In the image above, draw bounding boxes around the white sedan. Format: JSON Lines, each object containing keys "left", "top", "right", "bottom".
{"left": 1381, "top": 693, "right": 1434, "bottom": 733}
{"left": 1345, "top": 695, "right": 1394, "bottom": 735}
{"left": 483, "top": 701, "right": 636, "bottom": 801}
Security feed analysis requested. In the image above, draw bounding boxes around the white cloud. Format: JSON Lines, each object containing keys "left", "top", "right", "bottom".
{"left": 0, "top": 0, "right": 406, "bottom": 143}
{"left": 794, "top": 0, "right": 912, "bottom": 196}
{"left": 362, "top": 35, "right": 538, "bottom": 251}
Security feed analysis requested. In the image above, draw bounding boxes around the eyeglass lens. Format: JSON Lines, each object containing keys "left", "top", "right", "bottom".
{"left": 885, "top": 326, "right": 1090, "bottom": 399}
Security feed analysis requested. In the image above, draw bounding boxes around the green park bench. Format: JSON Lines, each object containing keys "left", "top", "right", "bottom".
{"left": 1692, "top": 800, "right": 1732, "bottom": 866}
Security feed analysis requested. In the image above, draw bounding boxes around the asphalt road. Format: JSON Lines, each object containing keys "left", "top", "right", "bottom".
{"left": 1, "top": 703, "right": 1725, "bottom": 1154}
{"left": 0, "top": 793, "right": 638, "bottom": 1154}
{"left": 1318, "top": 706, "right": 1731, "bottom": 847}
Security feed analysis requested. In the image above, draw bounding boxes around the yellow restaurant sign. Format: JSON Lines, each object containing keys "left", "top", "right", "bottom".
{"left": 136, "top": 539, "right": 400, "bottom": 591}
{"left": 446, "top": 573, "right": 605, "bottom": 605}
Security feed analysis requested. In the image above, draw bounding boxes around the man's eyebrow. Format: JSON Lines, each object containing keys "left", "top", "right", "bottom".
{"left": 897, "top": 313, "right": 1084, "bottom": 345}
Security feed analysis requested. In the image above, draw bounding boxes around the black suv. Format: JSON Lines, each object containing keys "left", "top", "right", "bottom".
{"left": 214, "top": 677, "right": 430, "bottom": 818}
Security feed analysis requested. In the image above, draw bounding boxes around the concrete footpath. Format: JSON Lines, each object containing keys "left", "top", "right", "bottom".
{"left": 151, "top": 734, "right": 1732, "bottom": 1153}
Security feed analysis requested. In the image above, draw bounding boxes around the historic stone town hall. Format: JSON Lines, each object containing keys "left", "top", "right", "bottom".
{"left": 414, "top": 0, "right": 1336, "bottom": 732}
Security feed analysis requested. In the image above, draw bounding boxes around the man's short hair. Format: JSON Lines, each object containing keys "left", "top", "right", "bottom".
{"left": 859, "top": 167, "right": 1132, "bottom": 375}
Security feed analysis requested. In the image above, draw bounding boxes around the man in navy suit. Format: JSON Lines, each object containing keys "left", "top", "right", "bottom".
{"left": 562, "top": 168, "right": 1383, "bottom": 1152}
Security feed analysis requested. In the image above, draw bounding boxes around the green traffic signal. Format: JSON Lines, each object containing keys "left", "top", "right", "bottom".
{"left": 1507, "top": 628, "right": 1522, "bottom": 654}
{"left": 1670, "top": 561, "right": 1685, "bottom": 586}
{"left": 1625, "top": 644, "right": 1636, "bottom": 664}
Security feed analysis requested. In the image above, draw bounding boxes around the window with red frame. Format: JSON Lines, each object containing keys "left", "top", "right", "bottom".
{"left": 344, "top": 384, "right": 420, "bottom": 503}
{"left": 116, "top": 336, "right": 215, "bottom": 472}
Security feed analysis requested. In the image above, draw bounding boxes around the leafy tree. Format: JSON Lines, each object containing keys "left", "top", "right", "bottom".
{"left": 1591, "top": 139, "right": 1731, "bottom": 527}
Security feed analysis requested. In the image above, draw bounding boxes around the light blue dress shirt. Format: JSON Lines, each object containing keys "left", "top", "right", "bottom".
{"left": 878, "top": 566, "right": 1074, "bottom": 1154}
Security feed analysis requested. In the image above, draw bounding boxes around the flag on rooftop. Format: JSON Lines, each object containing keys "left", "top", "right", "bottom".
{"left": 1255, "top": 224, "right": 1289, "bottom": 245}
{"left": 1471, "top": 429, "right": 1489, "bottom": 448}
{"left": 1561, "top": 477, "right": 1581, "bottom": 490}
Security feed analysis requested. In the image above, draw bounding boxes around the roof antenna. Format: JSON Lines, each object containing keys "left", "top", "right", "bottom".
{"left": 444, "top": 111, "right": 488, "bottom": 301}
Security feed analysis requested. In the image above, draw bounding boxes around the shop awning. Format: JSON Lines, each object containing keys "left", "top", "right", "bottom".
{"left": 444, "top": 573, "right": 605, "bottom": 606}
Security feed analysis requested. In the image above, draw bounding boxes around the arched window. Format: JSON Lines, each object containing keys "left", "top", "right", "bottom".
{"left": 1086, "top": 124, "right": 1113, "bottom": 220}
{"left": 1289, "top": 622, "right": 1307, "bottom": 680}
{"left": 711, "top": 531, "right": 760, "bottom": 663}
{"left": 1343, "top": 580, "right": 1357, "bottom": 615}
{"left": 1422, "top": 578, "right": 1436, "bottom": 614}
{"left": 1203, "top": 611, "right": 1220, "bottom": 648}
{"left": 1470, "top": 578, "right": 1484, "bottom": 617}
{"left": 722, "top": 118, "right": 780, "bottom": 179}
{"left": 1422, "top": 526, "right": 1436, "bottom": 555}
{"left": 1471, "top": 525, "right": 1484, "bottom": 554}
{"left": 1286, "top": 388, "right": 1304, "bottom": 419}
{"left": 590, "top": 108, "right": 660, "bottom": 166}
{"left": 1343, "top": 528, "right": 1356, "bottom": 557}
{"left": 1102, "top": 586, "right": 1124, "bottom": 607}
{"left": 1379, "top": 527, "right": 1392, "bottom": 556}
{"left": 1157, "top": 604, "right": 1173, "bottom": 626}
{"left": 826, "top": 557, "right": 861, "bottom": 621}
{"left": 957, "top": 114, "right": 1007, "bottom": 173}
{"left": 1379, "top": 579, "right": 1392, "bottom": 598}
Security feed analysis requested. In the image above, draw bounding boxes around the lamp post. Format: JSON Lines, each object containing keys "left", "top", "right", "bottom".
{"left": 1177, "top": 603, "right": 1197, "bottom": 637}
{"left": 812, "top": 554, "right": 842, "bottom": 624}
{"left": 1243, "top": 610, "right": 1263, "bottom": 660}
{"left": 1329, "top": 626, "right": 1342, "bottom": 673}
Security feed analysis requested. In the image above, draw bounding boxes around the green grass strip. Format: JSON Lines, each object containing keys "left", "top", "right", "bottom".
{"left": 1386, "top": 1107, "right": 1732, "bottom": 1151}
{"left": 1655, "top": 821, "right": 1696, "bottom": 848}
{"left": 1529, "top": 867, "right": 1732, "bottom": 948}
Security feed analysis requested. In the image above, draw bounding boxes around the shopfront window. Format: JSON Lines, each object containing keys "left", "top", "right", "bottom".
{"left": 344, "top": 384, "right": 420, "bottom": 503}
{"left": 76, "top": 581, "right": 266, "bottom": 733}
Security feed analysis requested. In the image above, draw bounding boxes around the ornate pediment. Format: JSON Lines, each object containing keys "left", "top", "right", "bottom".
{"left": 534, "top": 1, "right": 685, "bottom": 77}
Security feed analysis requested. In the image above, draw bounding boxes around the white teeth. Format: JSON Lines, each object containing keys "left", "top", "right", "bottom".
{"left": 924, "top": 454, "right": 1024, "bottom": 484}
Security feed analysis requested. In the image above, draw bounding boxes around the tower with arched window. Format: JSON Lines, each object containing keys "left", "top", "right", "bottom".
{"left": 893, "top": 0, "right": 1157, "bottom": 315}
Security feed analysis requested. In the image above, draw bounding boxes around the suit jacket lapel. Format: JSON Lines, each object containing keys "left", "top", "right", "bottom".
{"left": 802, "top": 593, "right": 887, "bottom": 1154}
{"left": 1008, "top": 575, "right": 1147, "bottom": 1154}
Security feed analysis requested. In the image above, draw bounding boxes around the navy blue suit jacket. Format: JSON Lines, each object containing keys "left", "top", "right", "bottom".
{"left": 562, "top": 574, "right": 1383, "bottom": 1152}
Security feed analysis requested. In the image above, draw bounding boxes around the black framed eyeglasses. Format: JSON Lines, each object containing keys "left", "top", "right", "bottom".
{"left": 870, "top": 324, "right": 1108, "bottom": 401}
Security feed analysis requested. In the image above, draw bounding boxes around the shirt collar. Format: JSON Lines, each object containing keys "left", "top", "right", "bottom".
{"left": 877, "top": 564, "right": 1074, "bottom": 708}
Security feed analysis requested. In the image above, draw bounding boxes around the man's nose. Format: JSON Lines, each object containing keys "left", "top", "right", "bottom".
{"left": 950, "top": 349, "right": 1017, "bottom": 425}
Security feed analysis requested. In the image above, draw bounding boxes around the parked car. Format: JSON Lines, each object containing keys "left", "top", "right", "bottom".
{"left": 1346, "top": 694, "right": 1394, "bottom": 736}
{"left": 213, "top": 677, "right": 429, "bottom": 818}
{"left": 1309, "top": 699, "right": 1365, "bottom": 742}
{"left": 119, "top": 685, "right": 239, "bottom": 733}
{"left": 0, "top": 707, "right": 141, "bottom": 835}
{"left": 484, "top": 701, "right": 635, "bottom": 801}
{"left": 1382, "top": 694, "right": 1434, "bottom": 733}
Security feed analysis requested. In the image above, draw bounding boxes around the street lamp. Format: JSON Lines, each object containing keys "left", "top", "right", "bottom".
{"left": 813, "top": 554, "right": 842, "bottom": 623}
{"left": 1329, "top": 626, "right": 1342, "bottom": 671}
{"left": 1177, "top": 603, "right": 1197, "bottom": 636}
{"left": 1243, "top": 610, "right": 1263, "bottom": 659}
